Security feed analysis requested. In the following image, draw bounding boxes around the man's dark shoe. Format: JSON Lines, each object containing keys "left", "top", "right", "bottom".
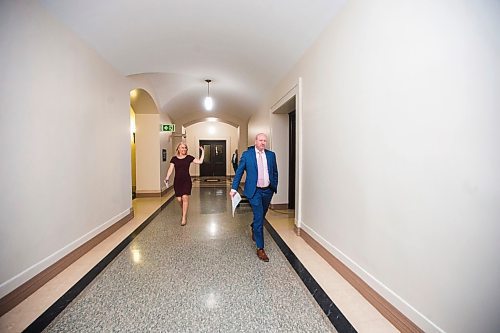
{"left": 256, "top": 248, "right": 269, "bottom": 262}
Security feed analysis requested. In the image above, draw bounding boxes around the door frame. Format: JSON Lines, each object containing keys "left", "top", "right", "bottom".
{"left": 288, "top": 110, "right": 296, "bottom": 209}
{"left": 270, "top": 78, "right": 302, "bottom": 228}
{"left": 199, "top": 139, "right": 227, "bottom": 177}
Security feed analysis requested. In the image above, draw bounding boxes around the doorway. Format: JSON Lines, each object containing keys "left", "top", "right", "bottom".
{"left": 199, "top": 140, "right": 227, "bottom": 176}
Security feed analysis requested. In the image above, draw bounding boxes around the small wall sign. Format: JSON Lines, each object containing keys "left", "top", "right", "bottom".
{"left": 161, "top": 124, "right": 175, "bottom": 132}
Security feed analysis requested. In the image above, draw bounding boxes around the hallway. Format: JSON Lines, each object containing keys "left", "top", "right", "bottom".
{"left": 3, "top": 1, "right": 500, "bottom": 332}
{"left": 0, "top": 181, "right": 396, "bottom": 332}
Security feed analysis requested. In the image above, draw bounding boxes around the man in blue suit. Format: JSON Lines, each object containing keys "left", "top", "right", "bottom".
{"left": 230, "top": 133, "right": 278, "bottom": 262}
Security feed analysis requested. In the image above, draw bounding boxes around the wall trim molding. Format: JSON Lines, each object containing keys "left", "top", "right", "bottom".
{"left": 294, "top": 224, "right": 301, "bottom": 236}
{"left": 161, "top": 186, "right": 173, "bottom": 196}
{"left": 299, "top": 228, "right": 424, "bottom": 333}
{"left": 135, "top": 192, "right": 161, "bottom": 198}
{"left": 0, "top": 208, "right": 134, "bottom": 316}
{"left": 270, "top": 203, "right": 288, "bottom": 210}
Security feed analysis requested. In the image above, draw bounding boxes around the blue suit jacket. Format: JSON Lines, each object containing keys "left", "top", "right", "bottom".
{"left": 232, "top": 146, "right": 278, "bottom": 198}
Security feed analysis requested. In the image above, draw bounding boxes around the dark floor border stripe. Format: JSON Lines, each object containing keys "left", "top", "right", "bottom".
{"left": 265, "top": 221, "right": 357, "bottom": 333}
{"left": 23, "top": 197, "right": 175, "bottom": 333}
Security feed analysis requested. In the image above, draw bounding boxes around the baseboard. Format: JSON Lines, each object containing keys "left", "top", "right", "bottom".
{"left": 299, "top": 228, "right": 424, "bottom": 333}
{"left": 0, "top": 208, "right": 134, "bottom": 316}
{"left": 161, "top": 186, "right": 173, "bottom": 196}
{"left": 135, "top": 192, "right": 161, "bottom": 198}
{"left": 270, "top": 203, "right": 288, "bottom": 210}
{"left": 294, "top": 224, "right": 301, "bottom": 236}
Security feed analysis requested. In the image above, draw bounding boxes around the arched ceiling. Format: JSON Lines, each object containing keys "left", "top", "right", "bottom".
{"left": 130, "top": 89, "right": 157, "bottom": 114}
{"left": 39, "top": 0, "right": 346, "bottom": 125}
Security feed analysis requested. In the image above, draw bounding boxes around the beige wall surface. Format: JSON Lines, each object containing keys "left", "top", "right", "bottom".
{"left": 135, "top": 114, "right": 160, "bottom": 192}
{"left": 0, "top": 1, "right": 132, "bottom": 297}
{"left": 130, "top": 108, "right": 137, "bottom": 189}
{"left": 259, "top": 0, "right": 500, "bottom": 332}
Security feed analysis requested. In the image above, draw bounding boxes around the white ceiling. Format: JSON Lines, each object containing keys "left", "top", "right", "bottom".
{"left": 39, "top": 0, "right": 345, "bottom": 125}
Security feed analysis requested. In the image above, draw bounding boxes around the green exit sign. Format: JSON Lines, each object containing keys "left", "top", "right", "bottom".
{"left": 161, "top": 124, "right": 175, "bottom": 132}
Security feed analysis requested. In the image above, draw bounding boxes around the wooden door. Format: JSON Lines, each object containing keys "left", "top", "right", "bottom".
{"left": 199, "top": 140, "right": 226, "bottom": 176}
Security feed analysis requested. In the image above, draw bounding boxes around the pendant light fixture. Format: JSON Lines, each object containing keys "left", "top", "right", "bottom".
{"left": 204, "top": 79, "right": 213, "bottom": 111}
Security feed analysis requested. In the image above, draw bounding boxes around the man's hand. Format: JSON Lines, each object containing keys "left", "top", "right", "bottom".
{"left": 229, "top": 189, "right": 236, "bottom": 199}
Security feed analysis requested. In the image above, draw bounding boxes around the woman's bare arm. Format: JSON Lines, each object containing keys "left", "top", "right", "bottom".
{"left": 193, "top": 146, "right": 205, "bottom": 164}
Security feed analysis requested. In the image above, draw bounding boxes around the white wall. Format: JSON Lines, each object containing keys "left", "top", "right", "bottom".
{"left": 185, "top": 121, "right": 239, "bottom": 176}
{"left": 258, "top": 0, "right": 500, "bottom": 332}
{"left": 0, "top": 1, "right": 132, "bottom": 297}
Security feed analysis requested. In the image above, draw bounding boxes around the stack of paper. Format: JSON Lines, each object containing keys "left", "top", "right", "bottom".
{"left": 231, "top": 192, "right": 242, "bottom": 217}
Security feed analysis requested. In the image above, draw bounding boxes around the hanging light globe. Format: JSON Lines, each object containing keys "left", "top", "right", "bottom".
{"left": 204, "top": 79, "right": 213, "bottom": 111}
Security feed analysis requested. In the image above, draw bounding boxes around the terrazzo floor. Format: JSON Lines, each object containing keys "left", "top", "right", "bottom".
{"left": 42, "top": 186, "right": 337, "bottom": 333}
{"left": 1, "top": 179, "right": 398, "bottom": 333}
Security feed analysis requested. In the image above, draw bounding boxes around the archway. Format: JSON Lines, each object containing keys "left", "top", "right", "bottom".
{"left": 129, "top": 88, "right": 162, "bottom": 197}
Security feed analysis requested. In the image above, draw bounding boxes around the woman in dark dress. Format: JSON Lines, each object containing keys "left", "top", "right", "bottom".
{"left": 165, "top": 142, "right": 204, "bottom": 225}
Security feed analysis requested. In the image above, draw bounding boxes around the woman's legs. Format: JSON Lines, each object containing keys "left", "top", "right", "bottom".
{"left": 181, "top": 195, "right": 189, "bottom": 225}
{"left": 176, "top": 196, "right": 184, "bottom": 224}
{"left": 175, "top": 195, "right": 190, "bottom": 225}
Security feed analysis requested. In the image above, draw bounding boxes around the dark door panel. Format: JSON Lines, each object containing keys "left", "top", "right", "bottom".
{"left": 200, "top": 140, "right": 226, "bottom": 176}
